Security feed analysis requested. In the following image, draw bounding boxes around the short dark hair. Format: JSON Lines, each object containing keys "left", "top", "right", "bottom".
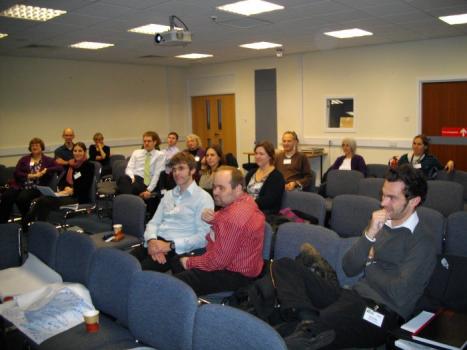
{"left": 73, "top": 141, "right": 87, "bottom": 153}
{"left": 254, "top": 141, "right": 275, "bottom": 165}
{"left": 169, "top": 151, "right": 196, "bottom": 170}
{"left": 385, "top": 164, "right": 427, "bottom": 205}
{"left": 143, "top": 131, "right": 161, "bottom": 147}
{"left": 28, "top": 137, "right": 45, "bottom": 152}
{"left": 168, "top": 131, "right": 179, "bottom": 140}
{"left": 216, "top": 165, "right": 244, "bottom": 189}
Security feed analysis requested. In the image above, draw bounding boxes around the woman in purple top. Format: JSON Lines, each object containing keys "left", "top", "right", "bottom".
{"left": 325, "top": 138, "right": 367, "bottom": 178}
{"left": 0, "top": 137, "right": 62, "bottom": 225}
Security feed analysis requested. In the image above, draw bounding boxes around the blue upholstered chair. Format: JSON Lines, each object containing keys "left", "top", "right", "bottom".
{"left": 0, "top": 223, "right": 22, "bottom": 269}
{"left": 423, "top": 180, "right": 464, "bottom": 217}
{"left": 281, "top": 191, "right": 326, "bottom": 225}
{"left": 416, "top": 206, "right": 445, "bottom": 254}
{"left": 366, "top": 164, "right": 389, "bottom": 178}
{"left": 445, "top": 211, "right": 467, "bottom": 257}
{"left": 193, "top": 304, "right": 287, "bottom": 350}
{"left": 329, "top": 194, "right": 381, "bottom": 238}
{"left": 323, "top": 169, "right": 364, "bottom": 211}
{"left": 358, "top": 177, "right": 384, "bottom": 200}
{"left": 128, "top": 271, "right": 198, "bottom": 350}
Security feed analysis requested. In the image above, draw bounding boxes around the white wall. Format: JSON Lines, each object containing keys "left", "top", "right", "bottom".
{"left": 0, "top": 56, "right": 187, "bottom": 165}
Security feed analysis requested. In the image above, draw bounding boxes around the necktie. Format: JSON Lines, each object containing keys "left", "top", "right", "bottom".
{"left": 144, "top": 152, "right": 151, "bottom": 186}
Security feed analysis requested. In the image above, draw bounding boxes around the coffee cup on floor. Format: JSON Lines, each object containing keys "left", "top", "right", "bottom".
{"left": 83, "top": 309, "right": 100, "bottom": 333}
{"left": 113, "top": 224, "right": 122, "bottom": 235}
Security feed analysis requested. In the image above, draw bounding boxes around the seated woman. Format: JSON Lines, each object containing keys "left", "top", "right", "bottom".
{"left": 275, "top": 131, "right": 313, "bottom": 191}
{"left": 184, "top": 134, "right": 205, "bottom": 181}
{"left": 199, "top": 145, "right": 224, "bottom": 192}
{"left": 0, "top": 138, "right": 61, "bottom": 226}
{"left": 27, "top": 142, "right": 95, "bottom": 222}
{"left": 89, "top": 132, "right": 111, "bottom": 176}
{"left": 395, "top": 134, "right": 454, "bottom": 179}
{"left": 325, "top": 137, "right": 367, "bottom": 178}
{"left": 245, "top": 141, "right": 285, "bottom": 215}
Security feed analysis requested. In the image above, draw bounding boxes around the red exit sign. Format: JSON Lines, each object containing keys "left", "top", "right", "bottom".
{"left": 441, "top": 127, "right": 467, "bottom": 137}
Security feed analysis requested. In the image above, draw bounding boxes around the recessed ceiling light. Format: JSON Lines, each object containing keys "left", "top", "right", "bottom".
{"left": 217, "top": 0, "right": 284, "bottom": 16}
{"left": 324, "top": 28, "right": 373, "bottom": 39}
{"left": 0, "top": 4, "right": 66, "bottom": 22}
{"left": 439, "top": 13, "right": 467, "bottom": 25}
{"left": 0, "top": 33, "right": 8, "bottom": 39}
{"left": 128, "top": 24, "right": 183, "bottom": 35}
{"left": 70, "top": 42, "right": 114, "bottom": 50}
{"left": 240, "top": 41, "right": 282, "bottom": 49}
{"left": 176, "top": 53, "right": 213, "bottom": 59}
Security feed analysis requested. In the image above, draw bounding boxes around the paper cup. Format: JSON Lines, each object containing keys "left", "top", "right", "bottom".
{"left": 113, "top": 224, "right": 122, "bottom": 235}
{"left": 83, "top": 309, "right": 100, "bottom": 333}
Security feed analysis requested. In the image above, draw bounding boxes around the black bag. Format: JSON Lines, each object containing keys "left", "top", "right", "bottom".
{"left": 415, "top": 254, "right": 467, "bottom": 313}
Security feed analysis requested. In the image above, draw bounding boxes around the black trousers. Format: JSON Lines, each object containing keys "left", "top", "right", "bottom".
{"left": 27, "top": 195, "right": 78, "bottom": 222}
{"left": 274, "top": 258, "right": 400, "bottom": 349}
{"left": 130, "top": 244, "right": 187, "bottom": 274}
{"left": 117, "top": 175, "right": 160, "bottom": 216}
{"left": 175, "top": 269, "right": 255, "bottom": 296}
{"left": 0, "top": 188, "right": 41, "bottom": 223}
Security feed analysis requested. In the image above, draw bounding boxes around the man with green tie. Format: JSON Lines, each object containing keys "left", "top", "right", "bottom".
{"left": 117, "top": 131, "right": 165, "bottom": 215}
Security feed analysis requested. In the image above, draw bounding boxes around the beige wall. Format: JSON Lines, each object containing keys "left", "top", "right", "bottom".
{"left": 0, "top": 56, "right": 187, "bottom": 165}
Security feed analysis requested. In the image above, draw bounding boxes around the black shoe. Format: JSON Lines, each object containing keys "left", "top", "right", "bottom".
{"left": 285, "top": 321, "right": 336, "bottom": 350}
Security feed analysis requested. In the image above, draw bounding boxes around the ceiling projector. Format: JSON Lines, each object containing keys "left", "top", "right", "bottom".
{"left": 154, "top": 30, "right": 192, "bottom": 46}
{"left": 154, "top": 15, "right": 192, "bottom": 46}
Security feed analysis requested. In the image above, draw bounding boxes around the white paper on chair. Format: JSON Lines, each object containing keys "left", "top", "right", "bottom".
{"left": 0, "top": 283, "right": 94, "bottom": 344}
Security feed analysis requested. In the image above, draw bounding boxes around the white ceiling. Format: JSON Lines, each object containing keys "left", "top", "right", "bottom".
{"left": 1, "top": 0, "right": 467, "bottom": 66}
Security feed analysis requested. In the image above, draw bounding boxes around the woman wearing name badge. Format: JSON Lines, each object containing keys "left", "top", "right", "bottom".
{"left": 324, "top": 137, "right": 367, "bottom": 179}
{"left": 27, "top": 142, "right": 94, "bottom": 222}
{"left": 0, "top": 137, "right": 61, "bottom": 226}
{"left": 199, "top": 145, "right": 224, "bottom": 193}
{"left": 184, "top": 134, "right": 205, "bottom": 182}
{"left": 245, "top": 141, "right": 285, "bottom": 215}
{"left": 275, "top": 131, "right": 313, "bottom": 191}
{"left": 394, "top": 134, "right": 454, "bottom": 179}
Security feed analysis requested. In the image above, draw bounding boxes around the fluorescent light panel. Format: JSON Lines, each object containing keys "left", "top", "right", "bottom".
{"left": 0, "top": 4, "right": 66, "bottom": 21}
{"left": 176, "top": 53, "right": 213, "bottom": 59}
{"left": 439, "top": 13, "right": 467, "bottom": 25}
{"left": 240, "top": 41, "right": 282, "bottom": 49}
{"left": 217, "top": 0, "right": 284, "bottom": 16}
{"left": 128, "top": 24, "right": 182, "bottom": 35}
{"left": 324, "top": 28, "right": 373, "bottom": 39}
{"left": 0, "top": 33, "right": 8, "bottom": 39}
{"left": 70, "top": 42, "right": 114, "bottom": 50}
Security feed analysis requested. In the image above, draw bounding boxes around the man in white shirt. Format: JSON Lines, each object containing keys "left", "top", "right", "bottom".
{"left": 117, "top": 131, "right": 165, "bottom": 215}
{"left": 131, "top": 152, "right": 214, "bottom": 273}
{"left": 160, "top": 131, "right": 180, "bottom": 190}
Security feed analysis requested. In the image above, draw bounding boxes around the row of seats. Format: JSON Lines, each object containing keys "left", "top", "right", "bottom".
{"left": 0, "top": 222, "right": 286, "bottom": 350}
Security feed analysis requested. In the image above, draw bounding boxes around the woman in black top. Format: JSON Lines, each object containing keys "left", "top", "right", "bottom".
{"left": 27, "top": 142, "right": 95, "bottom": 222}
{"left": 245, "top": 141, "right": 285, "bottom": 215}
{"left": 89, "top": 132, "right": 111, "bottom": 176}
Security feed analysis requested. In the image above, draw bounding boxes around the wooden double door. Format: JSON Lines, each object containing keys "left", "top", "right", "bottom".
{"left": 192, "top": 94, "right": 236, "bottom": 156}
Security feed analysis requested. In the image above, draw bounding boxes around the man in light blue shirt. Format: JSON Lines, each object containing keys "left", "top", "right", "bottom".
{"left": 131, "top": 151, "right": 214, "bottom": 273}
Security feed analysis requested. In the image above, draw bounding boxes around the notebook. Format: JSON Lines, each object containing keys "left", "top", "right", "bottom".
{"left": 36, "top": 186, "right": 64, "bottom": 197}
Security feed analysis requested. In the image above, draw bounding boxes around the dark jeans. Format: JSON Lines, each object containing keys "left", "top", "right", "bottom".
{"left": 175, "top": 269, "right": 255, "bottom": 296}
{"left": 273, "top": 258, "right": 400, "bottom": 349}
{"left": 0, "top": 188, "right": 41, "bottom": 223}
{"left": 26, "top": 195, "right": 78, "bottom": 222}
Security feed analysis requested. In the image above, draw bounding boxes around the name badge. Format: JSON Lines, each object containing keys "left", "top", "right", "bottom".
{"left": 73, "top": 172, "right": 82, "bottom": 180}
{"left": 414, "top": 163, "right": 422, "bottom": 169}
{"left": 195, "top": 156, "right": 200, "bottom": 162}
{"left": 283, "top": 159, "right": 292, "bottom": 165}
{"left": 363, "top": 307, "right": 384, "bottom": 327}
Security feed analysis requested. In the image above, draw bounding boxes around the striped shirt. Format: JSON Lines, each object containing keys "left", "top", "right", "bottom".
{"left": 186, "top": 193, "right": 265, "bottom": 278}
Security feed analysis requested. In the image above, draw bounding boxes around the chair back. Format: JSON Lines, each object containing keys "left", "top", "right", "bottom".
{"left": 358, "top": 177, "right": 384, "bottom": 200}
{"left": 281, "top": 191, "right": 326, "bottom": 225}
{"left": 193, "top": 304, "right": 287, "bottom": 350}
{"left": 113, "top": 194, "right": 146, "bottom": 239}
{"left": 445, "top": 211, "right": 467, "bottom": 257}
{"left": 326, "top": 170, "right": 364, "bottom": 198}
{"left": 54, "top": 231, "right": 96, "bottom": 284}
{"left": 0, "top": 223, "right": 22, "bottom": 269}
{"left": 329, "top": 194, "right": 381, "bottom": 238}
{"left": 128, "top": 271, "right": 198, "bottom": 350}
{"left": 89, "top": 161, "right": 102, "bottom": 204}
{"left": 111, "top": 159, "right": 128, "bottom": 183}
{"left": 437, "top": 170, "right": 467, "bottom": 205}
{"left": 263, "top": 222, "right": 273, "bottom": 260}
{"left": 423, "top": 180, "right": 464, "bottom": 216}
{"left": 366, "top": 164, "right": 389, "bottom": 178}
{"left": 28, "top": 222, "right": 60, "bottom": 269}
{"left": 88, "top": 248, "right": 141, "bottom": 326}
{"left": 416, "top": 206, "right": 445, "bottom": 254}
{"left": 109, "top": 154, "right": 125, "bottom": 167}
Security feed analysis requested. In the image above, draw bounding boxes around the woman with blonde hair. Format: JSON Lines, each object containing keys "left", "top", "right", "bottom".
{"left": 184, "top": 134, "right": 205, "bottom": 181}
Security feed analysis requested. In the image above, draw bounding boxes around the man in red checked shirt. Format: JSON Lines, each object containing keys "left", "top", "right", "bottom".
{"left": 176, "top": 166, "right": 265, "bottom": 296}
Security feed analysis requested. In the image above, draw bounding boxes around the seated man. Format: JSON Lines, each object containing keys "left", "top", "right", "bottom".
{"left": 54, "top": 127, "right": 75, "bottom": 166}
{"left": 258, "top": 164, "right": 437, "bottom": 349}
{"left": 131, "top": 152, "right": 214, "bottom": 273}
{"left": 177, "top": 166, "right": 265, "bottom": 296}
{"left": 117, "top": 131, "right": 165, "bottom": 215}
